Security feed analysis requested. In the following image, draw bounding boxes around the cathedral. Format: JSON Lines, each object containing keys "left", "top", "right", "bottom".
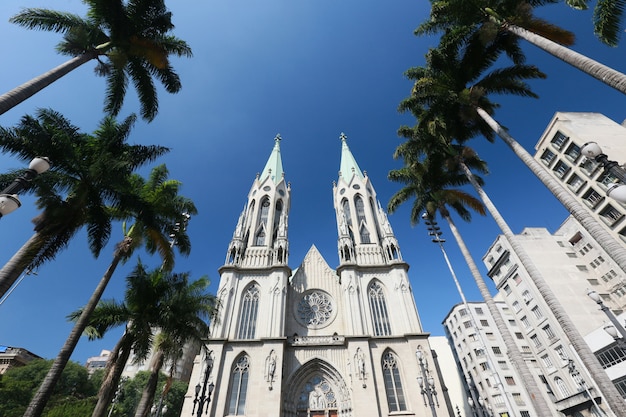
{"left": 179, "top": 134, "right": 453, "bottom": 417}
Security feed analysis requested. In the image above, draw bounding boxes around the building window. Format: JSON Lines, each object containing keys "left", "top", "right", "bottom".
{"left": 600, "top": 204, "right": 624, "bottom": 225}
{"left": 540, "top": 149, "right": 556, "bottom": 166}
{"left": 479, "top": 362, "right": 489, "bottom": 371}
{"left": 555, "top": 345, "right": 568, "bottom": 361}
{"left": 521, "top": 316, "right": 531, "bottom": 329}
{"left": 543, "top": 325, "right": 556, "bottom": 340}
{"left": 596, "top": 344, "right": 626, "bottom": 368}
{"left": 530, "top": 334, "right": 542, "bottom": 348}
{"left": 255, "top": 198, "right": 270, "bottom": 245}
{"left": 516, "top": 332, "right": 524, "bottom": 340}
{"left": 513, "top": 393, "right": 525, "bottom": 406}
{"left": 480, "top": 320, "right": 489, "bottom": 327}
{"left": 504, "top": 284, "right": 511, "bottom": 295}
{"left": 492, "top": 346, "right": 503, "bottom": 355}
{"left": 355, "top": 195, "right": 371, "bottom": 243}
{"left": 498, "top": 360, "right": 509, "bottom": 370}
{"left": 459, "top": 308, "right": 468, "bottom": 317}
{"left": 520, "top": 411, "right": 531, "bottom": 417}
{"left": 541, "top": 354, "right": 554, "bottom": 369}
{"left": 382, "top": 351, "right": 407, "bottom": 412}
{"left": 583, "top": 189, "right": 604, "bottom": 208}
{"left": 564, "top": 142, "right": 581, "bottom": 160}
{"left": 237, "top": 284, "right": 260, "bottom": 339}
{"left": 555, "top": 377, "right": 571, "bottom": 398}
{"left": 464, "top": 321, "right": 473, "bottom": 329}
{"left": 567, "top": 174, "right": 585, "bottom": 193}
{"left": 531, "top": 306, "right": 543, "bottom": 319}
{"left": 475, "top": 307, "right": 484, "bottom": 315}
{"left": 553, "top": 160, "right": 570, "bottom": 178}
{"left": 505, "top": 376, "right": 516, "bottom": 386}
{"left": 512, "top": 301, "right": 521, "bottom": 313}
{"left": 614, "top": 375, "right": 626, "bottom": 398}
{"left": 369, "top": 282, "right": 392, "bottom": 336}
{"left": 551, "top": 131, "right": 568, "bottom": 149}
{"left": 227, "top": 355, "right": 250, "bottom": 415}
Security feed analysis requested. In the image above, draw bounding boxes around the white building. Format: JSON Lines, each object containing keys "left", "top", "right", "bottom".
{"left": 482, "top": 215, "right": 625, "bottom": 417}
{"left": 179, "top": 135, "right": 459, "bottom": 417}
{"left": 443, "top": 299, "right": 540, "bottom": 417}
{"left": 534, "top": 112, "right": 626, "bottom": 252}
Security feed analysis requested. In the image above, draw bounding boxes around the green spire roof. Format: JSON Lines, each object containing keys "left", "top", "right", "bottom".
{"left": 260, "top": 134, "right": 284, "bottom": 184}
{"left": 339, "top": 132, "right": 364, "bottom": 180}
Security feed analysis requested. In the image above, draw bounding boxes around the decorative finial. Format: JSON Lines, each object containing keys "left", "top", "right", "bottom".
{"left": 275, "top": 133, "right": 282, "bottom": 142}
{"left": 340, "top": 132, "right": 347, "bottom": 142}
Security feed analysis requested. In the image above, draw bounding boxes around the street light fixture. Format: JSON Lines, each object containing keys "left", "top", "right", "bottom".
{"left": 416, "top": 346, "right": 439, "bottom": 417}
{"left": 580, "top": 142, "right": 626, "bottom": 203}
{"left": 587, "top": 289, "right": 626, "bottom": 351}
{"left": 421, "top": 213, "right": 514, "bottom": 417}
{"left": 192, "top": 351, "right": 215, "bottom": 416}
{"left": 0, "top": 156, "right": 51, "bottom": 217}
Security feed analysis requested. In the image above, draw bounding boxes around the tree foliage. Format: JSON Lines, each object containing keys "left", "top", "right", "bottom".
{"left": 0, "top": 359, "right": 98, "bottom": 417}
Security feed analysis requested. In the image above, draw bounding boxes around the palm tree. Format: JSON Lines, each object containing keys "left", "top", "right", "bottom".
{"left": 1, "top": 0, "right": 192, "bottom": 121}
{"left": 402, "top": 33, "right": 626, "bottom": 416}
{"left": 563, "top": 0, "right": 625, "bottom": 46}
{"left": 417, "top": 0, "right": 626, "bottom": 94}
{"left": 0, "top": 109, "right": 168, "bottom": 301}
{"left": 389, "top": 143, "right": 554, "bottom": 416}
{"left": 406, "top": 31, "right": 626, "bottom": 276}
{"left": 133, "top": 272, "right": 217, "bottom": 417}
{"left": 73, "top": 259, "right": 210, "bottom": 417}
{"left": 23, "top": 165, "right": 197, "bottom": 417}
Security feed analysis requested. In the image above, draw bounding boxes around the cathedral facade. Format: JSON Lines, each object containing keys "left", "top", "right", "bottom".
{"left": 179, "top": 135, "right": 452, "bottom": 417}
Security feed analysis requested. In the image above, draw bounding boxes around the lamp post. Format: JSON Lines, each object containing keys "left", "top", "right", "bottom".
{"left": 416, "top": 346, "right": 439, "bottom": 417}
{"left": 580, "top": 142, "right": 626, "bottom": 203}
{"left": 192, "top": 351, "right": 215, "bottom": 416}
{"left": 562, "top": 355, "right": 607, "bottom": 417}
{"left": 422, "top": 213, "right": 514, "bottom": 417}
{"left": 0, "top": 156, "right": 50, "bottom": 217}
{"left": 587, "top": 289, "right": 626, "bottom": 350}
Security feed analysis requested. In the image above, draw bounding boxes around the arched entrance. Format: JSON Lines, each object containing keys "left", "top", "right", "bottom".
{"left": 282, "top": 358, "right": 352, "bottom": 417}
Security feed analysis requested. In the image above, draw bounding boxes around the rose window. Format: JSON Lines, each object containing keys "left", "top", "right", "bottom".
{"left": 296, "top": 291, "right": 335, "bottom": 328}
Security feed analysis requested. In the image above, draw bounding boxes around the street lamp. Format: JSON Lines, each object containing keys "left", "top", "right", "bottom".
{"left": 0, "top": 156, "right": 51, "bottom": 217}
{"left": 580, "top": 142, "right": 626, "bottom": 203}
{"left": 421, "top": 213, "right": 514, "bottom": 417}
{"left": 587, "top": 289, "right": 626, "bottom": 350}
{"left": 192, "top": 351, "right": 215, "bottom": 416}
{"left": 416, "top": 346, "right": 439, "bottom": 417}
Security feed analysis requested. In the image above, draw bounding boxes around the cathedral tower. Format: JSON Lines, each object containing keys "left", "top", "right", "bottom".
{"left": 180, "top": 134, "right": 452, "bottom": 417}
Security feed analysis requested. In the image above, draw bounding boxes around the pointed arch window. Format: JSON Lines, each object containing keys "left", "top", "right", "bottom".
{"left": 227, "top": 355, "right": 250, "bottom": 415}
{"left": 237, "top": 284, "right": 260, "bottom": 339}
{"left": 355, "top": 195, "right": 371, "bottom": 243}
{"left": 342, "top": 199, "right": 352, "bottom": 227}
{"left": 555, "top": 377, "right": 571, "bottom": 398}
{"left": 273, "top": 199, "right": 283, "bottom": 240}
{"left": 369, "top": 281, "right": 391, "bottom": 336}
{"left": 382, "top": 351, "right": 407, "bottom": 412}
{"left": 255, "top": 198, "right": 270, "bottom": 245}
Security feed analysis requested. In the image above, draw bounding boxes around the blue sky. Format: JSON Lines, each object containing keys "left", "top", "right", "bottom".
{"left": 0, "top": 0, "right": 624, "bottom": 366}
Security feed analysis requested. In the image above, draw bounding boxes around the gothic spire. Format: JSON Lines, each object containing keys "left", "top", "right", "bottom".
{"left": 339, "top": 132, "right": 364, "bottom": 182}
{"left": 260, "top": 134, "right": 284, "bottom": 184}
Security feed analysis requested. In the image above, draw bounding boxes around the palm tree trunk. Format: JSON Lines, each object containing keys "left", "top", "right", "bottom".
{"left": 91, "top": 330, "right": 133, "bottom": 417}
{"left": 475, "top": 107, "right": 626, "bottom": 277}
{"left": 0, "top": 51, "right": 98, "bottom": 116}
{"left": 23, "top": 236, "right": 132, "bottom": 417}
{"left": 443, "top": 213, "right": 554, "bottom": 416}
{"left": 459, "top": 161, "right": 626, "bottom": 417}
{"left": 505, "top": 23, "right": 626, "bottom": 95}
{"left": 134, "top": 349, "right": 165, "bottom": 417}
{"left": 0, "top": 233, "right": 45, "bottom": 299}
